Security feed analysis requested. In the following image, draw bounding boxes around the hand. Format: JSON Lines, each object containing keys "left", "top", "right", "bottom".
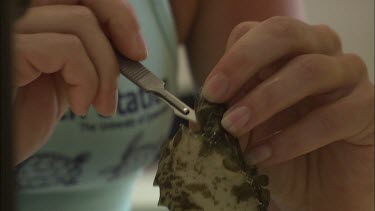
{"left": 13, "top": 0, "right": 147, "bottom": 164}
{"left": 202, "top": 17, "right": 374, "bottom": 211}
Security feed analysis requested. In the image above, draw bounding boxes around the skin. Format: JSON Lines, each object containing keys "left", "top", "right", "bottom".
{"left": 13, "top": 0, "right": 147, "bottom": 163}
{"left": 172, "top": 1, "right": 373, "bottom": 211}
{"left": 208, "top": 20, "right": 373, "bottom": 211}
{"left": 13, "top": 0, "right": 373, "bottom": 210}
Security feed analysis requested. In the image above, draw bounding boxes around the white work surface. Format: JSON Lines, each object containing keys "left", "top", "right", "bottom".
{"left": 130, "top": 165, "right": 167, "bottom": 211}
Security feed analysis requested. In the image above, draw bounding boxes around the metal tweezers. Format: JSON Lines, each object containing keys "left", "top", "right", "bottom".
{"left": 118, "top": 54, "right": 197, "bottom": 123}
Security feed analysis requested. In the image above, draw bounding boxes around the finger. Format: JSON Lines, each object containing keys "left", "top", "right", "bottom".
{"left": 16, "top": 5, "right": 119, "bottom": 115}
{"left": 222, "top": 54, "right": 367, "bottom": 137}
{"left": 32, "top": 0, "right": 147, "bottom": 60}
{"left": 226, "top": 22, "right": 259, "bottom": 51}
{"left": 202, "top": 17, "right": 343, "bottom": 103}
{"left": 206, "top": 22, "right": 259, "bottom": 106}
{"left": 227, "top": 59, "right": 288, "bottom": 106}
{"left": 239, "top": 133, "right": 250, "bottom": 152}
{"left": 223, "top": 22, "right": 260, "bottom": 106}
{"left": 245, "top": 80, "right": 374, "bottom": 166}
{"left": 14, "top": 33, "right": 98, "bottom": 115}
{"left": 13, "top": 75, "right": 61, "bottom": 163}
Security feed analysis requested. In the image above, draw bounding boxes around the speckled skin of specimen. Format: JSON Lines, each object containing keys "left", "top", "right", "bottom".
{"left": 154, "top": 93, "right": 270, "bottom": 211}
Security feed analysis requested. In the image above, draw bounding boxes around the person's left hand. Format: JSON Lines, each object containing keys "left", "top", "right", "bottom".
{"left": 12, "top": 0, "right": 147, "bottom": 163}
{"left": 202, "top": 17, "right": 374, "bottom": 211}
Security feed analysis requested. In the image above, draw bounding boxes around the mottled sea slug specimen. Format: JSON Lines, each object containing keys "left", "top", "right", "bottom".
{"left": 155, "top": 93, "right": 270, "bottom": 211}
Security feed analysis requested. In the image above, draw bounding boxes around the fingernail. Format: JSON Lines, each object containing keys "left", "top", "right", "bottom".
{"left": 202, "top": 73, "right": 229, "bottom": 102}
{"left": 239, "top": 134, "right": 250, "bottom": 152}
{"left": 110, "top": 88, "right": 118, "bottom": 115}
{"left": 246, "top": 145, "right": 272, "bottom": 165}
{"left": 221, "top": 106, "right": 250, "bottom": 135}
{"left": 135, "top": 32, "right": 148, "bottom": 58}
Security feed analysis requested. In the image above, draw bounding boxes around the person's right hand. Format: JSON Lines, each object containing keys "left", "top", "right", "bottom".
{"left": 13, "top": 0, "right": 147, "bottom": 164}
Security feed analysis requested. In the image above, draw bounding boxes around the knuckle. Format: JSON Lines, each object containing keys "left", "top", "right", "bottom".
{"left": 263, "top": 16, "right": 299, "bottom": 38}
{"left": 227, "top": 22, "right": 255, "bottom": 48}
{"left": 230, "top": 22, "right": 255, "bottom": 38}
{"left": 316, "top": 24, "right": 342, "bottom": 52}
{"left": 293, "top": 55, "right": 328, "bottom": 83}
{"left": 61, "top": 35, "right": 97, "bottom": 78}
{"left": 256, "top": 87, "right": 279, "bottom": 111}
{"left": 245, "top": 101, "right": 261, "bottom": 124}
{"left": 16, "top": 34, "right": 57, "bottom": 72}
{"left": 359, "top": 81, "right": 374, "bottom": 108}
{"left": 14, "top": 35, "right": 30, "bottom": 58}
{"left": 365, "top": 85, "right": 375, "bottom": 112}
{"left": 70, "top": 6, "right": 97, "bottom": 24}
{"left": 262, "top": 16, "right": 306, "bottom": 52}
{"left": 245, "top": 90, "right": 275, "bottom": 122}
{"left": 62, "top": 35, "right": 83, "bottom": 51}
{"left": 317, "top": 108, "right": 340, "bottom": 132}
{"left": 344, "top": 53, "right": 368, "bottom": 78}
{"left": 89, "top": 71, "right": 99, "bottom": 88}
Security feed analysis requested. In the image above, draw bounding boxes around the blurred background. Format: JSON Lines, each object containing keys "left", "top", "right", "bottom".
{"left": 131, "top": 0, "right": 374, "bottom": 210}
